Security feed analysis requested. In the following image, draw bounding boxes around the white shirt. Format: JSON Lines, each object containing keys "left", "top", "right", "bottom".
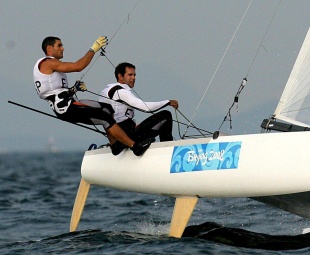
{"left": 100, "top": 83, "right": 169, "bottom": 123}
{"left": 33, "top": 57, "right": 71, "bottom": 114}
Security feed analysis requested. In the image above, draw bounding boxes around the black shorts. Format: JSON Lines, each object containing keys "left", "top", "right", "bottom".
{"left": 56, "top": 100, "right": 116, "bottom": 130}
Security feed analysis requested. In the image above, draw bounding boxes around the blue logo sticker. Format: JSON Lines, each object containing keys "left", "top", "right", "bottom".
{"left": 170, "top": 141, "right": 241, "bottom": 173}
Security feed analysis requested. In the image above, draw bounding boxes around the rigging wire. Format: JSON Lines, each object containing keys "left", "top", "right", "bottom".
{"left": 74, "top": 0, "right": 142, "bottom": 135}
{"left": 217, "top": 78, "right": 247, "bottom": 130}
{"left": 79, "top": 0, "right": 141, "bottom": 80}
{"left": 217, "top": 0, "right": 282, "bottom": 131}
{"left": 74, "top": 0, "right": 212, "bottom": 138}
{"left": 81, "top": 1, "right": 267, "bottom": 139}
{"left": 92, "top": 52, "right": 213, "bottom": 139}
{"left": 245, "top": 0, "right": 282, "bottom": 78}
{"left": 181, "top": 0, "right": 253, "bottom": 139}
{"left": 9, "top": 3, "right": 143, "bottom": 140}
{"left": 87, "top": 89, "right": 213, "bottom": 138}
{"left": 175, "top": 109, "right": 212, "bottom": 137}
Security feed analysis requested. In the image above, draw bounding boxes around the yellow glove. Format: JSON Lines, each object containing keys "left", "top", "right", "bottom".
{"left": 90, "top": 36, "right": 108, "bottom": 53}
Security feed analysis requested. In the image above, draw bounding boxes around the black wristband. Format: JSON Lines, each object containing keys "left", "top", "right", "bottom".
{"left": 68, "top": 87, "right": 77, "bottom": 96}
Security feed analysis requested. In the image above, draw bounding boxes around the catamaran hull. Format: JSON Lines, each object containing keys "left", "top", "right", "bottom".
{"left": 71, "top": 27, "right": 310, "bottom": 236}
{"left": 81, "top": 131, "right": 310, "bottom": 198}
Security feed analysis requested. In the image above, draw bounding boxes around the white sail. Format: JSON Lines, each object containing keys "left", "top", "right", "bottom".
{"left": 273, "top": 28, "right": 310, "bottom": 127}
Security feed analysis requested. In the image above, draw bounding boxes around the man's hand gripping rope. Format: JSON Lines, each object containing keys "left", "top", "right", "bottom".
{"left": 69, "top": 80, "right": 87, "bottom": 95}
{"left": 90, "top": 36, "right": 108, "bottom": 53}
{"left": 72, "top": 36, "right": 108, "bottom": 94}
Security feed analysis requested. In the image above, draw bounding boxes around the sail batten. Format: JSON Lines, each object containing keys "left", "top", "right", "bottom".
{"left": 274, "top": 28, "right": 310, "bottom": 127}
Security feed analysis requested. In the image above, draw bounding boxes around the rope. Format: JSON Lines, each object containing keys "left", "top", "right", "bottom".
{"left": 87, "top": 89, "right": 213, "bottom": 137}
{"left": 218, "top": 78, "right": 247, "bottom": 130}
{"left": 245, "top": 0, "right": 282, "bottom": 78}
{"left": 79, "top": 0, "right": 141, "bottom": 80}
{"left": 78, "top": 0, "right": 213, "bottom": 139}
{"left": 217, "top": 0, "right": 281, "bottom": 131}
{"left": 74, "top": 0, "right": 142, "bottom": 134}
{"left": 182, "top": 0, "right": 253, "bottom": 138}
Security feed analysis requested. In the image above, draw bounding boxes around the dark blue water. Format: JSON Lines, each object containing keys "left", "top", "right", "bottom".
{"left": 1, "top": 152, "right": 310, "bottom": 254}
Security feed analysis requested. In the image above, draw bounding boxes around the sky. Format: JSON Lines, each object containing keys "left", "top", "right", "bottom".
{"left": 1, "top": 0, "right": 310, "bottom": 152}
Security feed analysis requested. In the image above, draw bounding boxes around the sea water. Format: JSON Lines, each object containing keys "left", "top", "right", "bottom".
{"left": 1, "top": 152, "right": 310, "bottom": 254}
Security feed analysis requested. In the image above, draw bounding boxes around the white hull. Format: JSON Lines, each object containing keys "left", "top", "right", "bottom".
{"left": 81, "top": 131, "right": 310, "bottom": 198}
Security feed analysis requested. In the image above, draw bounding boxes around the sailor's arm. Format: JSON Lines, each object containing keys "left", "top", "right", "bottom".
{"left": 115, "top": 89, "right": 170, "bottom": 113}
{"left": 49, "top": 36, "right": 108, "bottom": 73}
